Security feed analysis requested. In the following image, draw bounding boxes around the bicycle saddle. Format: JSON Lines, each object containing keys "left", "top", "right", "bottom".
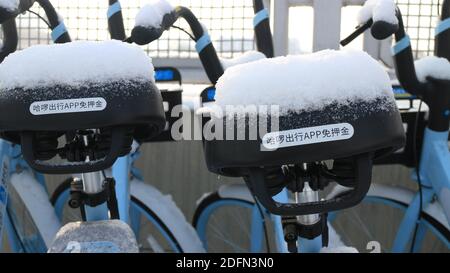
{"left": 0, "top": 40, "right": 166, "bottom": 174}
{"left": 201, "top": 49, "right": 406, "bottom": 216}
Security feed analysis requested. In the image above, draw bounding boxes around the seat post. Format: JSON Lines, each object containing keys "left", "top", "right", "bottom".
{"left": 81, "top": 134, "right": 104, "bottom": 194}
{"left": 82, "top": 171, "right": 103, "bottom": 194}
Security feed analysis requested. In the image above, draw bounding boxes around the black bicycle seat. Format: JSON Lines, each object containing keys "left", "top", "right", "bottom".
{"left": 0, "top": 41, "right": 166, "bottom": 173}
{"left": 201, "top": 50, "right": 406, "bottom": 216}
{"left": 0, "top": 80, "right": 165, "bottom": 142}
{"left": 204, "top": 98, "right": 405, "bottom": 177}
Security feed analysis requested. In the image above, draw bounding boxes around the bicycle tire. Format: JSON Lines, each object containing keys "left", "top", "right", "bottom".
{"left": 327, "top": 184, "right": 450, "bottom": 252}
{"left": 6, "top": 170, "right": 60, "bottom": 252}
{"left": 50, "top": 178, "right": 204, "bottom": 253}
{"left": 193, "top": 184, "right": 450, "bottom": 253}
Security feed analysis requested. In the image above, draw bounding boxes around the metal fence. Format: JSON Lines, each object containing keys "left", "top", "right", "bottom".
{"left": 4, "top": 0, "right": 445, "bottom": 79}
{"left": 15, "top": 0, "right": 256, "bottom": 59}
{"left": 397, "top": 0, "right": 442, "bottom": 59}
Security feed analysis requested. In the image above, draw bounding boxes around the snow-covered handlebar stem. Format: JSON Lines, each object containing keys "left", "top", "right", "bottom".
{"left": 131, "top": 5, "right": 224, "bottom": 84}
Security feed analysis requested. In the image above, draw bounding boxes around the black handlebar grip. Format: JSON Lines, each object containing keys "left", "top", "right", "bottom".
{"left": 36, "top": 0, "right": 71, "bottom": 43}
{"left": 198, "top": 44, "right": 224, "bottom": 84}
{"left": 435, "top": 0, "right": 450, "bottom": 61}
{"left": 0, "top": 8, "right": 17, "bottom": 24}
{"left": 253, "top": 0, "right": 274, "bottom": 58}
{"left": 389, "top": 10, "right": 426, "bottom": 96}
{"left": 254, "top": 18, "right": 274, "bottom": 58}
{"left": 0, "top": 0, "right": 35, "bottom": 23}
{"left": 107, "top": 0, "right": 126, "bottom": 40}
{"left": 0, "top": 18, "right": 18, "bottom": 63}
{"left": 371, "top": 20, "right": 399, "bottom": 40}
{"left": 131, "top": 12, "right": 176, "bottom": 45}
{"left": 131, "top": 25, "right": 163, "bottom": 45}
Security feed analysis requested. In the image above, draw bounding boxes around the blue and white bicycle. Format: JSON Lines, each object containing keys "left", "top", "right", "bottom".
{"left": 192, "top": 1, "right": 450, "bottom": 253}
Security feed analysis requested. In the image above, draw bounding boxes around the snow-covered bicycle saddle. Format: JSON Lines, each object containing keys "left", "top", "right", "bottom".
{"left": 0, "top": 40, "right": 166, "bottom": 174}
{"left": 201, "top": 50, "right": 405, "bottom": 215}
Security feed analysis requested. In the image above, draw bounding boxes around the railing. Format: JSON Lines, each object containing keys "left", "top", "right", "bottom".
{"left": 274, "top": 0, "right": 441, "bottom": 60}
{"left": 4, "top": 0, "right": 443, "bottom": 83}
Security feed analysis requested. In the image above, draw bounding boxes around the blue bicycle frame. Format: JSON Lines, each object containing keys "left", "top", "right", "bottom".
{"left": 0, "top": 140, "right": 50, "bottom": 252}
{"left": 0, "top": 138, "right": 134, "bottom": 251}
{"left": 248, "top": 126, "right": 450, "bottom": 253}
{"left": 234, "top": 189, "right": 322, "bottom": 253}
{"left": 391, "top": 127, "right": 450, "bottom": 252}
{"left": 82, "top": 156, "right": 131, "bottom": 222}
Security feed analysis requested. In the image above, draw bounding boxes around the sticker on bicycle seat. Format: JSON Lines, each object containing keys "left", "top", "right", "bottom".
{"left": 262, "top": 123, "right": 354, "bottom": 150}
{"left": 30, "top": 97, "right": 107, "bottom": 115}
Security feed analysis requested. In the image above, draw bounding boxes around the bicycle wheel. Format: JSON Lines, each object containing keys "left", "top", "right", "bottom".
{"left": 5, "top": 170, "right": 61, "bottom": 253}
{"left": 328, "top": 184, "right": 450, "bottom": 253}
{"left": 193, "top": 190, "right": 277, "bottom": 253}
{"left": 50, "top": 178, "right": 204, "bottom": 253}
{"left": 194, "top": 184, "right": 450, "bottom": 253}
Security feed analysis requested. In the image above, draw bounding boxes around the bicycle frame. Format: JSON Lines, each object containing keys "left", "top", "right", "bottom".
{"left": 272, "top": 190, "right": 322, "bottom": 253}
{"left": 0, "top": 139, "right": 50, "bottom": 251}
{"left": 244, "top": 130, "right": 450, "bottom": 253}
{"left": 387, "top": 3, "right": 450, "bottom": 252}
{"left": 220, "top": 188, "right": 322, "bottom": 253}
{"left": 0, "top": 137, "right": 134, "bottom": 252}
{"left": 390, "top": 127, "right": 450, "bottom": 252}
{"left": 82, "top": 156, "right": 131, "bottom": 222}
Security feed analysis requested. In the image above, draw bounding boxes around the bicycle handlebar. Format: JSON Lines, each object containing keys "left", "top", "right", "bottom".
{"left": 107, "top": 0, "right": 126, "bottom": 40}
{"left": 389, "top": 10, "right": 426, "bottom": 96}
{"left": 0, "top": 0, "right": 34, "bottom": 24}
{"left": 435, "top": 0, "right": 450, "bottom": 61}
{"left": 131, "top": 6, "right": 224, "bottom": 84}
{"left": 342, "top": 1, "right": 450, "bottom": 132}
{"left": 130, "top": 1, "right": 274, "bottom": 83}
{"left": 0, "top": 18, "right": 17, "bottom": 63}
{"left": 0, "top": 0, "right": 71, "bottom": 63}
{"left": 36, "top": 0, "right": 71, "bottom": 43}
{"left": 252, "top": 0, "right": 274, "bottom": 58}
{"left": 0, "top": 0, "right": 32, "bottom": 57}
{"left": 341, "top": 7, "right": 425, "bottom": 96}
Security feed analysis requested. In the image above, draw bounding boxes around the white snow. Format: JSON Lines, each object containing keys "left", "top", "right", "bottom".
{"left": 220, "top": 51, "right": 266, "bottom": 70}
{"left": 0, "top": 40, "right": 155, "bottom": 90}
{"left": 135, "top": 0, "right": 174, "bottom": 28}
{"left": 130, "top": 179, "right": 205, "bottom": 252}
{"left": 0, "top": 0, "right": 18, "bottom": 12}
{"left": 10, "top": 171, "right": 61, "bottom": 248}
{"left": 415, "top": 56, "right": 450, "bottom": 82}
{"left": 358, "top": 0, "right": 398, "bottom": 25}
{"left": 213, "top": 49, "right": 394, "bottom": 115}
{"left": 320, "top": 224, "right": 359, "bottom": 253}
{"left": 320, "top": 246, "right": 359, "bottom": 253}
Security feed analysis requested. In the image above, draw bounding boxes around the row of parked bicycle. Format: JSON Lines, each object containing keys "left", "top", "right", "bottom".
{"left": 0, "top": 0, "right": 448, "bottom": 253}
